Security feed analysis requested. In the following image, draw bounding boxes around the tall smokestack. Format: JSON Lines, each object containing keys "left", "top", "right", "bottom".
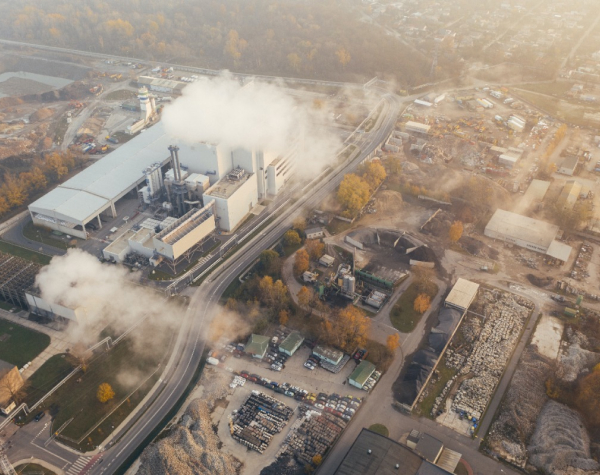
{"left": 173, "top": 146, "right": 182, "bottom": 181}
{"left": 168, "top": 145, "right": 177, "bottom": 178}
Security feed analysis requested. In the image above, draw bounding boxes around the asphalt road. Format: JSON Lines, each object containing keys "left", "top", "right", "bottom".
{"left": 66, "top": 93, "right": 401, "bottom": 475}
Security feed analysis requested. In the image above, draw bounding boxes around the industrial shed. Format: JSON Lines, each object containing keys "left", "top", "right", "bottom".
{"left": 484, "top": 209, "right": 572, "bottom": 261}
{"left": 245, "top": 334, "right": 269, "bottom": 359}
{"left": 558, "top": 155, "right": 579, "bottom": 176}
{"left": 444, "top": 279, "right": 479, "bottom": 311}
{"left": 405, "top": 121, "right": 431, "bottom": 134}
{"left": 138, "top": 76, "right": 187, "bottom": 95}
{"left": 278, "top": 331, "right": 304, "bottom": 356}
{"left": 557, "top": 180, "right": 582, "bottom": 210}
{"left": 348, "top": 360, "right": 376, "bottom": 389}
{"left": 313, "top": 346, "right": 344, "bottom": 366}
{"left": 333, "top": 429, "right": 452, "bottom": 475}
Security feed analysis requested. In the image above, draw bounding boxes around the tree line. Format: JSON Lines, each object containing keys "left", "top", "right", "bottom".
{"left": 0, "top": 0, "right": 431, "bottom": 85}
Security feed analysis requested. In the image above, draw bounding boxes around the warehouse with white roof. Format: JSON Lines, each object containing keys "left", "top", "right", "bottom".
{"left": 29, "top": 120, "right": 296, "bottom": 238}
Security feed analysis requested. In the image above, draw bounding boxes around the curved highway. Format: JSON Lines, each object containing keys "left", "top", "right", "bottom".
{"left": 84, "top": 93, "right": 400, "bottom": 475}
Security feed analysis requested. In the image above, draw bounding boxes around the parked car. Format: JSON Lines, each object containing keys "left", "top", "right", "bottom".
{"left": 34, "top": 412, "right": 45, "bottom": 422}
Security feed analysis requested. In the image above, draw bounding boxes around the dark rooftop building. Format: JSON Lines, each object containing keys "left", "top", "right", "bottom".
{"left": 333, "top": 429, "right": 451, "bottom": 475}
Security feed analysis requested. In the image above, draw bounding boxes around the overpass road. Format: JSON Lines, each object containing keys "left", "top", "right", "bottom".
{"left": 5, "top": 93, "right": 398, "bottom": 475}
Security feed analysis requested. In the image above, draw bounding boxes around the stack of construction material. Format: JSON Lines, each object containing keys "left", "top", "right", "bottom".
{"left": 137, "top": 399, "right": 241, "bottom": 475}
{"left": 231, "top": 391, "right": 293, "bottom": 453}
{"left": 286, "top": 412, "right": 346, "bottom": 466}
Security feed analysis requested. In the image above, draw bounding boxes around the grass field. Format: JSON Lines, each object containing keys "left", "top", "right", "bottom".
{"left": 15, "top": 463, "right": 56, "bottom": 475}
{"left": 43, "top": 320, "right": 176, "bottom": 450}
{"left": 516, "top": 81, "right": 573, "bottom": 96}
{"left": 23, "top": 221, "right": 73, "bottom": 251}
{"left": 390, "top": 282, "right": 438, "bottom": 333}
{"left": 368, "top": 423, "right": 389, "bottom": 436}
{"left": 513, "top": 89, "right": 597, "bottom": 126}
{"left": 326, "top": 219, "right": 353, "bottom": 235}
{"left": 416, "top": 358, "right": 456, "bottom": 418}
{"left": 0, "top": 239, "right": 51, "bottom": 265}
{"left": 104, "top": 89, "right": 137, "bottom": 101}
{"left": 0, "top": 318, "right": 50, "bottom": 367}
{"left": 24, "top": 354, "right": 79, "bottom": 406}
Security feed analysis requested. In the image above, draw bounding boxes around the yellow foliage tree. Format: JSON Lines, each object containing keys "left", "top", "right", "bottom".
{"left": 362, "top": 161, "right": 387, "bottom": 191}
{"left": 413, "top": 294, "right": 431, "bottom": 314}
{"left": 1, "top": 174, "right": 27, "bottom": 208}
{"left": 97, "top": 383, "right": 115, "bottom": 403}
{"left": 337, "top": 173, "right": 370, "bottom": 214}
{"left": 449, "top": 221, "right": 463, "bottom": 242}
{"left": 294, "top": 249, "right": 309, "bottom": 276}
{"left": 305, "top": 239, "right": 325, "bottom": 261}
{"left": 386, "top": 333, "right": 400, "bottom": 352}
{"left": 322, "top": 305, "right": 371, "bottom": 352}
{"left": 312, "top": 454, "right": 323, "bottom": 466}
{"left": 336, "top": 47, "right": 351, "bottom": 69}
{"left": 279, "top": 309, "right": 289, "bottom": 326}
{"left": 293, "top": 217, "right": 306, "bottom": 233}
{"left": 284, "top": 229, "right": 301, "bottom": 246}
{"left": 297, "top": 286, "right": 311, "bottom": 308}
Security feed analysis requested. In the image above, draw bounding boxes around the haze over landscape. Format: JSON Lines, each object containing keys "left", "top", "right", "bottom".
{"left": 0, "top": 1, "right": 599, "bottom": 475}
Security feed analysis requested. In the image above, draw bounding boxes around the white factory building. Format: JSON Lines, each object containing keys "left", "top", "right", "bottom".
{"left": 29, "top": 119, "right": 296, "bottom": 238}
{"left": 484, "top": 209, "right": 572, "bottom": 263}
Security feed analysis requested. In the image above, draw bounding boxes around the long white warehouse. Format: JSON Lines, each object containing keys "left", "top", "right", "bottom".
{"left": 29, "top": 121, "right": 295, "bottom": 238}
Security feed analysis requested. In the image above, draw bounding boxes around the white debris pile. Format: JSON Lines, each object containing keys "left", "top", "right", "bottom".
{"left": 486, "top": 347, "right": 552, "bottom": 468}
{"left": 557, "top": 328, "right": 600, "bottom": 382}
{"left": 137, "top": 399, "right": 241, "bottom": 475}
{"left": 528, "top": 400, "right": 600, "bottom": 475}
{"left": 230, "top": 375, "right": 246, "bottom": 388}
{"left": 451, "top": 290, "right": 531, "bottom": 419}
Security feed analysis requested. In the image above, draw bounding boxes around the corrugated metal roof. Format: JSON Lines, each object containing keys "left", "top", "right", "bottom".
{"left": 349, "top": 360, "right": 376, "bottom": 386}
{"left": 279, "top": 331, "right": 304, "bottom": 353}
{"left": 445, "top": 278, "right": 479, "bottom": 311}
{"left": 29, "top": 122, "right": 194, "bottom": 224}
{"left": 484, "top": 209, "right": 559, "bottom": 249}
{"left": 546, "top": 240, "right": 572, "bottom": 262}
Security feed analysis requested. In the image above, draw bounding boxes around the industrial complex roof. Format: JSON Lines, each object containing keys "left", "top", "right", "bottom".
{"left": 138, "top": 76, "right": 186, "bottom": 93}
{"left": 204, "top": 171, "right": 253, "bottom": 199}
{"left": 334, "top": 429, "right": 450, "bottom": 475}
{"left": 558, "top": 180, "right": 582, "bottom": 210}
{"left": 485, "top": 209, "right": 559, "bottom": 249}
{"left": 445, "top": 278, "right": 479, "bottom": 311}
{"left": 29, "top": 123, "right": 197, "bottom": 224}
{"left": 279, "top": 331, "right": 304, "bottom": 354}
{"left": 546, "top": 240, "right": 573, "bottom": 262}
{"left": 522, "top": 179, "right": 550, "bottom": 206}
{"left": 245, "top": 334, "right": 269, "bottom": 357}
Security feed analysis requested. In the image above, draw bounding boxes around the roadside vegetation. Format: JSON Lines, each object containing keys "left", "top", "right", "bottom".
{"left": 390, "top": 269, "right": 438, "bottom": 333}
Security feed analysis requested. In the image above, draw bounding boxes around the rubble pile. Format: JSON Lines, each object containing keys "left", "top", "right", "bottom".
{"left": 420, "top": 210, "right": 454, "bottom": 237}
{"left": 137, "top": 399, "right": 241, "bottom": 475}
{"left": 526, "top": 274, "right": 554, "bottom": 288}
{"left": 431, "top": 375, "right": 457, "bottom": 417}
{"left": 230, "top": 391, "right": 294, "bottom": 453}
{"left": 529, "top": 400, "right": 600, "bottom": 475}
{"left": 451, "top": 290, "right": 531, "bottom": 419}
{"left": 283, "top": 410, "right": 346, "bottom": 466}
{"left": 486, "top": 348, "right": 553, "bottom": 468}
{"left": 570, "top": 242, "right": 593, "bottom": 282}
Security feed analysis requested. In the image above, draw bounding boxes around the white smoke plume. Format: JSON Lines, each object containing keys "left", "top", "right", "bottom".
{"left": 34, "top": 249, "right": 177, "bottom": 347}
{"left": 162, "top": 73, "right": 342, "bottom": 177}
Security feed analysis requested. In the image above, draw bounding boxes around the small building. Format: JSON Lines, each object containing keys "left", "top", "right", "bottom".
{"left": 313, "top": 345, "right": 344, "bottom": 366}
{"left": 546, "top": 240, "right": 573, "bottom": 264}
{"left": 138, "top": 76, "right": 187, "bottom": 95}
{"left": 245, "top": 334, "right": 270, "bottom": 359}
{"left": 278, "top": 331, "right": 305, "bottom": 356}
{"left": 557, "top": 180, "right": 582, "bottom": 210}
{"left": 445, "top": 278, "right": 479, "bottom": 312}
{"left": 348, "top": 360, "right": 376, "bottom": 389}
{"left": 405, "top": 121, "right": 431, "bottom": 134}
{"left": 302, "top": 271, "right": 318, "bottom": 283}
{"left": 319, "top": 254, "right": 335, "bottom": 267}
{"left": 498, "top": 153, "right": 520, "bottom": 168}
{"left": 558, "top": 155, "right": 579, "bottom": 176}
{"left": 0, "top": 360, "right": 24, "bottom": 414}
{"left": 305, "top": 226, "right": 324, "bottom": 240}
{"left": 366, "top": 290, "right": 386, "bottom": 309}
{"left": 414, "top": 433, "right": 444, "bottom": 463}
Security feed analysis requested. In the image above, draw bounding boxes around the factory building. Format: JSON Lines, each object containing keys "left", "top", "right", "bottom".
{"left": 404, "top": 121, "right": 431, "bottom": 134}
{"left": 557, "top": 180, "right": 582, "bottom": 210}
{"left": 444, "top": 278, "right": 479, "bottom": 312}
{"left": 137, "top": 76, "right": 186, "bottom": 95}
{"left": 202, "top": 168, "right": 258, "bottom": 232}
{"left": 29, "top": 118, "right": 297, "bottom": 238}
{"left": 484, "top": 209, "right": 572, "bottom": 263}
{"left": 25, "top": 290, "right": 87, "bottom": 323}
{"left": 558, "top": 155, "right": 579, "bottom": 176}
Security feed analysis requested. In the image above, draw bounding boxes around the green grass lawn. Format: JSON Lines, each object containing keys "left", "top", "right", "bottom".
{"left": 22, "top": 221, "right": 73, "bottom": 251}
{"left": 326, "top": 220, "right": 353, "bottom": 235}
{"left": 416, "top": 358, "right": 456, "bottom": 418}
{"left": 24, "top": 354, "right": 79, "bottom": 406}
{"left": 389, "top": 282, "right": 438, "bottom": 333}
{"left": 0, "top": 240, "right": 51, "bottom": 265}
{"left": 0, "top": 318, "right": 50, "bottom": 367}
{"left": 14, "top": 463, "right": 56, "bottom": 475}
{"left": 0, "top": 300, "right": 14, "bottom": 311}
{"left": 368, "top": 424, "right": 389, "bottom": 437}
{"left": 24, "top": 320, "right": 175, "bottom": 450}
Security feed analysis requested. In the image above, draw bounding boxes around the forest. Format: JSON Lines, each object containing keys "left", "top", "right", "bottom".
{"left": 0, "top": 0, "right": 431, "bottom": 85}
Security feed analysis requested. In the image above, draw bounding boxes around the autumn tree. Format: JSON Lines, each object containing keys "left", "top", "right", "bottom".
{"left": 361, "top": 161, "right": 387, "bottom": 191}
{"left": 293, "top": 217, "right": 306, "bottom": 234}
{"left": 259, "top": 250, "right": 280, "bottom": 276}
{"left": 312, "top": 454, "right": 323, "bottom": 466}
{"left": 294, "top": 249, "right": 309, "bottom": 276}
{"left": 305, "top": 239, "right": 325, "bottom": 261}
{"left": 322, "top": 305, "right": 371, "bottom": 352}
{"left": 336, "top": 47, "right": 351, "bottom": 69}
{"left": 1, "top": 174, "right": 27, "bottom": 208}
{"left": 575, "top": 365, "right": 600, "bottom": 427}
{"left": 386, "top": 156, "right": 402, "bottom": 176}
{"left": 386, "top": 333, "right": 400, "bottom": 352}
{"left": 284, "top": 230, "right": 301, "bottom": 246}
{"left": 412, "top": 267, "right": 437, "bottom": 295}
{"left": 97, "top": 383, "right": 115, "bottom": 403}
{"left": 413, "top": 294, "right": 431, "bottom": 314}
{"left": 297, "top": 286, "right": 311, "bottom": 309}
{"left": 0, "top": 372, "right": 27, "bottom": 405}
{"left": 287, "top": 53, "right": 302, "bottom": 72}
{"left": 337, "top": 173, "right": 370, "bottom": 214}
{"left": 279, "top": 309, "right": 289, "bottom": 326}
{"left": 449, "top": 221, "right": 463, "bottom": 242}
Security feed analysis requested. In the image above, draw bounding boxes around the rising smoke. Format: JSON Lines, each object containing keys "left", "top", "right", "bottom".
{"left": 162, "top": 73, "right": 342, "bottom": 176}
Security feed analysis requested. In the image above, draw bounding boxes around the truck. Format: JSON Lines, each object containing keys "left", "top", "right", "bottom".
{"left": 564, "top": 307, "right": 578, "bottom": 318}
{"left": 106, "top": 136, "right": 119, "bottom": 144}
{"left": 82, "top": 143, "right": 95, "bottom": 153}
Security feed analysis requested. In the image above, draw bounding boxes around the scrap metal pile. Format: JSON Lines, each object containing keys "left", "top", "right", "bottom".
{"left": 284, "top": 410, "right": 346, "bottom": 466}
{"left": 230, "top": 391, "right": 294, "bottom": 453}
{"left": 451, "top": 290, "right": 532, "bottom": 420}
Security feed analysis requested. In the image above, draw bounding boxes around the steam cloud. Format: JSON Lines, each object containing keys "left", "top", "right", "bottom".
{"left": 35, "top": 249, "right": 178, "bottom": 346}
{"left": 162, "top": 73, "right": 342, "bottom": 176}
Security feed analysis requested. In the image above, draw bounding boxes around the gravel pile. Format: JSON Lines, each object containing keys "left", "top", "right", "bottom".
{"left": 137, "top": 399, "right": 241, "bottom": 475}
{"left": 529, "top": 400, "right": 600, "bottom": 475}
{"left": 486, "top": 348, "right": 552, "bottom": 467}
